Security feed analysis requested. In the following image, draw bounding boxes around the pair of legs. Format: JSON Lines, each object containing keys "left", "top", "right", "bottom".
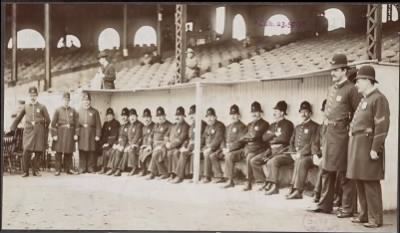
{"left": 55, "top": 152, "right": 74, "bottom": 175}
{"left": 119, "top": 147, "right": 140, "bottom": 176}
{"left": 78, "top": 150, "right": 96, "bottom": 173}
{"left": 22, "top": 150, "right": 41, "bottom": 177}
{"left": 173, "top": 150, "right": 193, "bottom": 183}
{"left": 287, "top": 156, "right": 314, "bottom": 199}
{"left": 138, "top": 147, "right": 152, "bottom": 176}
{"left": 243, "top": 150, "right": 268, "bottom": 191}
{"left": 148, "top": 146, "right": 167, "bottom": 179}
{"left": 223, "top": 149, "right": 245, "bottom": 188}
{"left": 353, "top": 180, "right": 383, "bottom": 227}
{"left": 264, "top": 154, "right": 294, "bottom": 195}
{"left": 98, "top": 147, "right": 112, "bottom": 174}
{"left": 314, "top": 168, "right": 343, "bottom": 206}
{"left": 202, "top": 149, "right": 225, "bottom": 183}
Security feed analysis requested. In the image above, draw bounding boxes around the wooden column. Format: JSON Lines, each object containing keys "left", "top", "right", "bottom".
{"left": 123, "top": 4, "right": 128, "bottom": 57}
{"left": 157, "top": 4, "right": 162, "bottom": 56}
{"left": 11, "top": 3, "right": 17, "bottom": 86}
{"left": 44, "top": 3, "right": 51, "bottom": 90}
{"left": 192, "top": 82, "right": 203, "bottom": 183}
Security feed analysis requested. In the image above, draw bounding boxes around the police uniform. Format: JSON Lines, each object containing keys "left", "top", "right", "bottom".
{"left": 10, "top": 87, "right": 51, "bottom": 177}
{"left": 347, "top": 66, "right": 390, "bottom": 227}
{"left": 98, "top": 51, "right": 116, "bottom": 89}
{"left": 311, "top": 54, "right": 362, "bottom": 215}
{"left": 286, "top": 101, "right": 320, "bottom": 199}
{"left": 148, "top": 107, "right": 173, "bottom": 178}
{"left": 138, "top": 108, "right": 155, "bottom": 175}
{"left": 241, "top": 101, "right": 270, "bottom": 191}
{"left": 222, "top": 105, "right": 247, "bottom": 187}
{"left": 165, "top": 107, "right": 190, "bottom": 179}
{"left": 50, "top": 92, "right": 79, "bottom": 175}
{"left": 98, "top": 108, "right": 120, "bottom": 174}
{"left": 106, "top": 108, "right": 130, "bottom": 176}
{"left": 173, "top": 105, "right": 207, "bottom": 182}
{"left": 264, "top": 101, "right": 295, "bottom": 195}
{"left": 313, "top": 99, "right": 327, "bottom": 202}
{"left": 202, "top": 108, "right": 226, "bottom": 182}
{"left": 120, "top": 109, "right": 143, "bottom": 174}
{"left": 78, "top": 92, "right": 102, "bottom": 173}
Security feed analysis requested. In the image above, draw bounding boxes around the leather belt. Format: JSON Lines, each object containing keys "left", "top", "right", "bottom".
{"left": 351, "top": 129, "right": 373, "bottom": 136}
{"left": 59, "top": 123, "right": 72, "bottom": 128}
{"left": 27, "top": 121, "right": 44, "bottom": 126}
{"left": 324, "top": 119, "right": 349, "bottom": 126}
{"left": 80, "top": 124, "right": 93, "bottom": 128}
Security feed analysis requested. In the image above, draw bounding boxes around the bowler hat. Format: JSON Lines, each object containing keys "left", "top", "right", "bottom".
{"left": 97, "top": 51, "right": 109, "bottom": 59}
{"left": 330, "top": 54, "right": 348, "bottom": 69}
{"left": 82, "top": 91, "right": 91, "bottom": 101}
{"left": 143, "top": 108, "right": 152, "bottom": 117}
{"left": 205, "top": 107, "right": 216, "bottom": 117}
{"left": 230, "top": 104, "right": 240, "bottom": 115}
{"left": 156, "top": 106, "right": 166, "bottom": 116}
{"left": 251, "top": 101, "right": 263, "bottom": 113}
{"left": 121, "top": 107, "right": 129, "bottom": 116}
{"left": 28, "top": 86, "right": 38, "bottom": 95}
{"left": 299, "top": 101, "right": 312, "bottom": 113}
{"left": 106, "top": 107, "right": 114, "bottom": 116}
{"left": 175, "top": 106, "right": 185, "bottom": 116}
{"left": 355, "top": 65, "right": 378, "bottom": 83}
{"left": 274, "top": 100, "right": 288, "bottom": 115}
{"left": 129, "top": 108, "right": 138, "bottom": 116}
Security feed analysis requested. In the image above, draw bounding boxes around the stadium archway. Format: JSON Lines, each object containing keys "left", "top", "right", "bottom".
{"left": 215, "top": 6, "right": 225, "bottom": 35}
{"left": 98, "top": 28, "right": 120, "bottom": 51}
{"left": 382, "top": 4, "right": 399, "bottom": 23}
{"left": 232, "top": 14, "right": 246, "bottom": 40}
{"left": 57, "top": 34, "right": 81, "bottom": 48}
{"left": 134, "top": 26, "right": 157, "bottom": 46}
{"left": 7, "top": 29, "right": 45, "bottom": 49}
{"left": 324, "top": 8, "right": 346, "bottom": 31}
{"left": 264, "top": 14, "right": 291, "bottom": 36}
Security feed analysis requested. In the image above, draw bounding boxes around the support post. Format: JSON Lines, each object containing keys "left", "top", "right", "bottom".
{"left": 157, "top": 4, "right": 162, "bottom": 56}
{"left": 123, "top": 4, "right": 128, "bottom": 57}
{"left": 174, "top": 4, "right": 187, "bottom": 84}
{"left": 11, "top": 3, "right": 17, "bottom": 86}
{"left": 44, "top": 3, "right": 51, "bottom": 90}
{"left": 192, "top": 82, "right": 203, "bottom": 183}
{"left": 366, "top": 4, "right": 382, "bottom": 61}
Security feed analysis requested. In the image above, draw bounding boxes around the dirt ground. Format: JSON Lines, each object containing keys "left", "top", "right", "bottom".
{"left": 2, "top": 172, "right": 397, "bottom": 231}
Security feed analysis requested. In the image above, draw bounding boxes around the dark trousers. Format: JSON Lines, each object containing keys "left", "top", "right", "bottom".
{"left": 314, "top": 168, "right": 342, "bottom": 206}
{"left": 101, "top": 147, "right": 112, "bottom": 170}
{"left": 203, "top": 149, "right": 223, "bottom": 178}
{"left": 166, "top": 148, "right": 180, "bottom": 175}
{"left": 22, "top": 150, "right": 41, "bottom": 174}
{"left": 318, "top": 169, "right": 357, "bottom": 213}
{"left": 55, "top": 152, "right": 73, "bottom": 172}
{"left": 108, "top": 149, "right": 124, "bottom": 171}
{"left": 356, "top": 180, "right": 383, "bottom": 225}
{"left": 79, "top": 150, "right": 96, "bottom": 173}
{"left": 149, "top": 146, "right": 167, "bottom": 176}
{"left": 224, "top": 150, "right": 245, "bottom": 180}
{"left": 175, "top": 150, "right": 192, "bottom": 179}
{"left": 290, "top": 156, "right": 314, "bottom": 191}
{"left": 314, "top": 168, "right": 323, "bottom": 194}
{"left": 118, "top": 147, "right": 139, "bottom": 171}
{"left": 265, "top": 154, "right": 294, "bottom": 184}
{"left": 247, "top": 151, "right": 267, "bottom": 182}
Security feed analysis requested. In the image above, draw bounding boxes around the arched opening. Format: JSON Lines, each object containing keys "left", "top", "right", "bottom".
{"left": 382, "top": 4, "right": 399, "bottom": 23}
{"left": 57, "top": 34, "right": 81, "bottom": 48}
{"left": 134, "top": 26, "right": 157, "bottom": 46}
{"left": 7, "top": 29, "right": 45, "bottom": 49}
{"left": 324, "top": 8, "right": 346, "bottom": 31}
{"left": 215, "top": 6, "right": 225, "bottom": 35}
{"left": 264, "top": 14, "right": 291, "bottom": 36}
{"left": 98, "top": 28, "right": 120, "bottom": 51}
{"left": 232, "top": 14, "right": 246, "bottom": 41}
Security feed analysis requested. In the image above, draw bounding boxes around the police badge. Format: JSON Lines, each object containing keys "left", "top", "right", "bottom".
{"left": 336, "top": 96, "right": 342, "bottom": 102}
{"left": 232, "top": 127, "right": 237, "bottom": 133}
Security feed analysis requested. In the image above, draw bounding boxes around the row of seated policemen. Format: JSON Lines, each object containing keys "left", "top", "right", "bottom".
{"left": 9, "top": 54, "right": 389, "bottom": 228}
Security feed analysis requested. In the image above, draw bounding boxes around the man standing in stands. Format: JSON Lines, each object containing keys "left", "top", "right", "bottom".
{"left": 263, "top": 100, "right": 295, "bottom": 195}
{"left": 51, "top": 92, "right": 79, "bottom": 176}
{"left": 347, "top": 65, "right": 390, "bottom": 228}
{"left": 172, "top": 105, "right": 207, "bottom": 184}
{"left": 77, "top": 91, "right": 102, "bottom": 174}
{"left": 222, "top": 104, "right": 248, "bottom": 188}
{"left": 97, "top": 51, "right": 116, "bottom": 89}
{"left": 105, "top": 108, "right": 130, "bottom": 176}
{"left": 185, "top": 48, "right": 200, "bottom": 82}
{"left": 241, "top": 101, "right": 270, "bottom": 191}
{"left": 121, "top": 108, "right": 143, "bottom": 176}
{"left": 147, "top": 107, "right": 173, "bottom": 180}
{"left": 307, "top": 54, "right": 361, "bottom": 218}
{"left": 138, "top": 108, "right": 155, "bottom": 176}
{"left": 164, "top": 107, "right": 190, "bottom": 181}
{"left": 10, "top": 87, "right": 51, "bottom": 177}
{"left": 98, "top": 108, "right": 120, "bottom": 174}
{"left": 201, "top": 107, "right": 226, "bottom": 183}
{"left": 285, "top": 101, "right": 319, "bottom": 199}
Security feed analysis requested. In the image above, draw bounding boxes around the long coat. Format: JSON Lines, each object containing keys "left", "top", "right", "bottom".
{"left": 321, "top": 80, "right": 362, "bottom": 172}
{"left": 347, "top": 89, "right": 390, "bottom": 180}
{"left": 78, "top": 107, "right": 102, "bottom": 152}
{"left": 168, "top": 120, "right": 190, "bottom": 149}
{"left": 10, "top": 102, "right": 51, "bottom": 152}
{"left": 50, "top": 106, "right": 79, "bottom": 154}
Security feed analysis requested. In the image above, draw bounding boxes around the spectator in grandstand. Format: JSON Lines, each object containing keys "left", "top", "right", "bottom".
{"left": 185, "top": 48, "right": 200, "bottom": 82}
{"left": 262, "top": 101, "right": 295, "bottom": 195}
{"left": 140, "top": 53, "right": 152, "bottom": 66}
{"left": 97, "top": 51, "right": 116, "bottom": 89}
{"left": 307, "top": 54, "right": 361, "bottom": 218}
{"left": 172, "top": 105, "right": 207, "bottom": 184}
{"left": 201, "top": 107, "right": 226, "bottom": 183}
{"left": 285, "top": 101, "right": 319, "bottom": 199}
{"left": 240, "top": 101, "right": 270, "bottom": 191}
{"left": 222, "top": 104, "right": 248, "bottom": 188}
{"left": 10, "top": 87, "right": 51, "bottom": 177}
{"left": 105, "top": 108, "right": 130, "bottom": 176}
{"left": 243, "top": 34, "right": 251, "bottom": 48}
{"left": 98, "top": 108, "right": 120, "bottom": 174}
{"left": 138, "top": 108, "right": 155, "bottom": 176}
{"left": 50, "top": 92, "right": 79, "bottom": 176}
{"left": 77, "top": 91, "right": 102, "bottom": 174}
{"left": 347, "top": 65, "right": 390, "bottom": 228}
{"left": 147, "top": 107, "right": 173, "bottom": 180}
{"left": 149, "top": 50, "right": 163, "bottom": 65}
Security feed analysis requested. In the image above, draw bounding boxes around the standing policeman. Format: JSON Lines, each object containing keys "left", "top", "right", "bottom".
{"left": 77, "top": 91, "right": 102, "bottom": 174}
{"left": 10, "top": 86, "right": 51, "bottom": 177}
{"left": 51, "top": 92, "right": 79, "bottom": 176}
{"left": 347, "top": 65, "right": 390, "bottom": 228}
{"left": 307, "top": 54, "right": 361, "bottom": 217}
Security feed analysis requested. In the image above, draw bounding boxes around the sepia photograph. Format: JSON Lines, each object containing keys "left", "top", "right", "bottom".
{"left": 1, "top": 2, "right": 399, "bottom": 232}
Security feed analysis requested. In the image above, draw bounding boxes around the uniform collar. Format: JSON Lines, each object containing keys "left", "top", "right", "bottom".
{"left": 302, "top": 118, "right": 311, "bottom": 124}
{"left": 30, "top": 101, "right": 38, "bottom": 106}
{"left": 334, "top": 79, "right": 348, "bottom": 89}
{"left": 63, "top": 106, "right": 70, "bottom": 109}
{"left": 364, "top": 86, "right": 377, "bottom": 98}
